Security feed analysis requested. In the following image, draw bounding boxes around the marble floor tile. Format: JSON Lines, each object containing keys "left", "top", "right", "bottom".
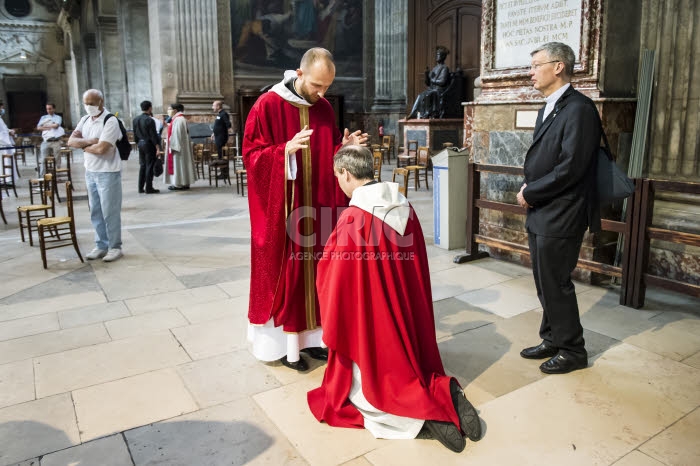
{"left": 366, "top": 343, "right": 700, "bottom": 466}
{"left": 0, "top": 266, "right": 101, "bottom": 305}
{"left": 432, "top": 297, "right": 501, "bottom": 341}
{"left": 253, "top": 376, "right": 385, "bottom": 465}
{"left": 428, "top": 253, "right": 460, "bottom": 273}
{"left": 105, "top": 309, "right": 188, "bottom": 340}
{"left": 41, "top": 434, "right": 133, "bottom": 466}
{"left": 455, "top": 282, "right": 542, "bottom": 318}
{"left": 0, "top": 360, "right": 34, "bottom": 409}
{"left": 178, "top": 295, "right": 249, "bottom": 324}
{"left": 582, "top": 304, "right": 700, "bottom": 361}
{"left": 217, "top": 278, "right": 251, "bottom": 298}
{"left": 0, "top": 394, "right": 80, "bottom": 466}
{"left": 0, "top": 324, "right": 110, "bottom": 366}
{"left": 34, "top": 332, "right": 190, "bottom": 397}
{"left": 124, "top": 285, "right": 229, "bottom": 315}
{"left": 468, "top": 256, "right": 532, "bottom": 278}
{"left": 0, "top": 313, "right": 59, "bottom": 342}
{"left": 0, "top": 291, "right": 106, "bottom": 322}
{"left": 58, "top": 301, "right": 131, "bottom": 329}
{"left": 72, "top": 368, "right": 198, "bottom": 442}
{"left": 125, "top": 397, "right": 308, "bottom": 466}
{"left": 177, "top": 350, "right": 280, "bottom": 408}
{"left": 177, "top": 265, "right": 250, "bottom": 288}
{"left": 91, "top": 259, "right": 186, "bottom": 302}
{"left": 648, "top": 310, "right": 700, "bottom": 337}
{"left": 339, "top": 456, "right": 374, "bottom": 466}
{"left": 611, "top": 450, "right": 666, "bottom": 466}
{"left": 171, "top": 316, "right": 248, "bottom": 361}
{"left": 639, "top": 407, "right": 700, "bottom": 466}
{"left": 682, "top": 350, "right": 700, "bottom": 369}
{"left": 430, "top": 264, "right": 512, "bottom": 301}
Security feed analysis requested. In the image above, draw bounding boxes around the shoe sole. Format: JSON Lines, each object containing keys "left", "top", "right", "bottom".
{"left": 451, "top": 379, "right": 482, "bottom": 442}
{"left": 424, "top": 420, "right": 465, "bottom": 453}
{"left": 86, "top": 251, "right": 107, "bottom": 260}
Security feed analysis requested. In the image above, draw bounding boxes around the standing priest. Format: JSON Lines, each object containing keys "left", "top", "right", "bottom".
{"left": 243, "top": 47, "right": 368, "bottom": 371}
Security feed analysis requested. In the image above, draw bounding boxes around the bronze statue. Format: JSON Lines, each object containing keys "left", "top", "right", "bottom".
{"left": 407, "top": 46, "right": 451, "bottom": 119}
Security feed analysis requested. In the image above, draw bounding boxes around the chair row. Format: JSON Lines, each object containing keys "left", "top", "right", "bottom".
{"left": 16, "top": 174, "right": 83, "bottom": 269}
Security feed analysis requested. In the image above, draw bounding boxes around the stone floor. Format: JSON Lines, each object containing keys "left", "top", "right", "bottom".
{"left": 0, "top": 150, "right": 698, "bottom": 466}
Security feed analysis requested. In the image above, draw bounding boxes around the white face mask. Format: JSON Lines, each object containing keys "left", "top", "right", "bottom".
{"left": 167, "top": 109, "right": 175, "bottom": 117}
{"left": 0, "top": 109, "right": 5, "bottom": 116}
{"left": 84, "top": 104, "right": 101, "bottom": 117}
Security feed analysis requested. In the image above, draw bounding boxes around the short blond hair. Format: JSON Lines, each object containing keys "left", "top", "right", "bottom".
{"left": 300, "top": 47, "right": 335, "bottom": 73}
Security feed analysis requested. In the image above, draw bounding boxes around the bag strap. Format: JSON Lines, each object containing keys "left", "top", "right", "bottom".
{"left": 588, "top": 101, "right": 613, "bottom": 159}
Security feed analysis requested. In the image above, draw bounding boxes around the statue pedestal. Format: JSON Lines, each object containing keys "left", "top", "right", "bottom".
{"left": 398, "top": 118, "right": 463, "bottom": 153}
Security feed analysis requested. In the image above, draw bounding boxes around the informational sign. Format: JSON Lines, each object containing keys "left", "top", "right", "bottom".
{"left": 494, "top": 0, "right": 582, "bottom": 69}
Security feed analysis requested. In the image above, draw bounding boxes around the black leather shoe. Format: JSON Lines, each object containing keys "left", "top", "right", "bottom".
{"left": 138, "top": 189, "right": 145, "bottom": 193}
{"left": 424, "top": 420, "right": 465, "bottom": 453}
{"left": 539, "top": 352, "right": 587, "bottom": 374}
{"left": 300, "top": 347, "right": 328, "bottom": 361}
{"left": 280, "top": 356, "right": 308, "bottom": 372}
{"left": 146, "top": 188, "right": 160, "bottom": 194}
{"left": 167, "top": 185, "right": 178, "bottom": 191}
{"left": 520, "top": 341, "right": 558, "bottom": 359}
{"left": 450, "top": 379, "right": 482, "bottom": 441}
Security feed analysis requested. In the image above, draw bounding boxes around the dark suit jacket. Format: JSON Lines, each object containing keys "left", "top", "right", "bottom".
{"left": 213, "top": 110, "right": 231, "bottom": 147}
{"left": 522, "top": 86, "right": 601, "bottom": 237}
{"left": 133, "top": 113, "right": 160, "bottom": 147}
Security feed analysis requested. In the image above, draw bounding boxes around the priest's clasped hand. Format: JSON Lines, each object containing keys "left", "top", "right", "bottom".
{"left": 285, "top": 125, "right": 314, "bottom": 155}
{"left": 342, "top": 128, "right": 369, "bottom": 147}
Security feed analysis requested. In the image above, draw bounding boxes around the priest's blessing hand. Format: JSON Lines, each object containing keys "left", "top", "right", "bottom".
{"left": 285, "top": 125, "right": 313, "bottom": 155}
{"left": 342, "top": 128, "right": 369, "bottom": 147}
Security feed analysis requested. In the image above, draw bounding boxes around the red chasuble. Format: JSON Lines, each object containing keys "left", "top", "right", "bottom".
{"left": 243, "top": 90, "right": 347, "bottom": 332}
{"left": 307, "top": 202, "right": 460, "bottom": 430}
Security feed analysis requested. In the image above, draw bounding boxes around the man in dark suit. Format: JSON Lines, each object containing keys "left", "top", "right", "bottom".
{"left": 516, "top": 42, "right": 601, "bottom": 374}
{"left": 211, "top": 100, "right": 232, "bottom": 179}
{"left": 133, "top": 100, "right": 161, "bottom": 194}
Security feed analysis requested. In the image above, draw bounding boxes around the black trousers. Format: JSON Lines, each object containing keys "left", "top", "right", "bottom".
{"left": 138, "top": 142, "right": 157, "bottom": 191}
{"left": 527, "top": 230, "right": 587, "bottom": 357}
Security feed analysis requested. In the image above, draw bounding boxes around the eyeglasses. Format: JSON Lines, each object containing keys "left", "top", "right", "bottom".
{"left": 530, "top": 60, "right": 560, "bottom": 70}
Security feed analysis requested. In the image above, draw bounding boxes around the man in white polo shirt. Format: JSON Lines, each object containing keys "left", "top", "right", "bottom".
{"left": 67, "top": 89, "right": 124, "bottom": 263}
{"left": 36, "top": 102, "right": 65, "bottom": 175}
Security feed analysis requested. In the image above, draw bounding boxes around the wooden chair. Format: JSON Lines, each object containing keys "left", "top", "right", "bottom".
{"left": 397, "top": 140, "right": 418, "bottom": 167}
{"left": 55, "top": 150, "right": 73, "bottom": 192}
{"left": 0, "top": 187, "right": 6, "bottom": 224}
{"left": 14, "top": 147, "right": 26, "bottom": 168}
{"left": 372, "top": 149, "right": 383, "bottom": 181}
{"left": 381, "top": 135, "right": 395, "bottom": 163}
{"left": 0, "top": 154, "right": 18, "bottom": 197}
{"left": 405, "top": 146, "right": 430, "bottom": 190}
{"left": 236, "top": 158, "right": 247, "bottom": 196}
{"left": 392, "top": 167, "right": 409, "bottom": 197}
{"left": 192, "top": 143, "right": 206, "bottom": 179}
{"left": 37, "top": 181, "right": 83, "bottom": 268}
{"left": 208, "top": 157, "right": 230, "bottom": 187}
{"left": 18, "top": 174, "right": 56, "bottom": 246}
{"left": 43, "top": 156, "right": 62, "bottom": 202}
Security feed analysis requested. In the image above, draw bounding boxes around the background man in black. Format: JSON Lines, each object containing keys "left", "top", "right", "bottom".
{"left": 133, "top": 100, "right": 161, "bottom": 194}
{"left": 211, "top": 100, "right": 232, "bottom": 179}
{"left": 516, "top": 42, "right": 601, "bottom": 375}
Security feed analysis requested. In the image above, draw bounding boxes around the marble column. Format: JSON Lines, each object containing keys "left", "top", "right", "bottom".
{"left": 372, "top": 0, "right": 407, "bottom": 113}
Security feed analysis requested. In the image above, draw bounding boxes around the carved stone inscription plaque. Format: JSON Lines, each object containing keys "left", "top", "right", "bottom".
{"left": 495, "top": 0, "right": 582, "bottom": 69}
